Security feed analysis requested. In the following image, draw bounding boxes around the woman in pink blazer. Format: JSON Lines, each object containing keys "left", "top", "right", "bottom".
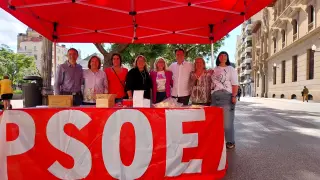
{"left": 150, "top": 57, "right": 173, "bottom": 103}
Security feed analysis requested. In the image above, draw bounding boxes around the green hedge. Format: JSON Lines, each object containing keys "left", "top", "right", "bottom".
{"left": 13, "top": 89, "right": 23, "bottom": 94}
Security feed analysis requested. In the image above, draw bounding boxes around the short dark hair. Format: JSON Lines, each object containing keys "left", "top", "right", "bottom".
{"left": 88, "top": 56, "right": 102, "bottom": 69}
{"left": 68, "top": 48, "right": 78, "bottom": 55}
{"left": 175, "top": 48, "right": 185, "bottom": 54}
{"left": 216, "top": 51, "right": 231, "bottom": 66}
{"left": 111, "top": 53, "right": 122, "bottom": 66}
{"left": 3, "top": 75, "right": 9, "bottom": 79}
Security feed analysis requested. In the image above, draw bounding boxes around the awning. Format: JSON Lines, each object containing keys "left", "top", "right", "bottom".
{"left": 0, "top": 0, "right": 274, "bottom": 44}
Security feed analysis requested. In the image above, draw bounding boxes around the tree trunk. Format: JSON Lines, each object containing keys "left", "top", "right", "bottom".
{"left": 94, "top": 43, "right": 129, "bottom": 69}
{"left": 103, "top": 54, "right": 112, "bottom": 68}
{"left": 41, "top": 38, "right": 53, "bottom": 105}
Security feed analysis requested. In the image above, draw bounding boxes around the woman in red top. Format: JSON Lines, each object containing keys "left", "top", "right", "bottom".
{"left": 105, "top": 53, "right": 128, "bottom": 103}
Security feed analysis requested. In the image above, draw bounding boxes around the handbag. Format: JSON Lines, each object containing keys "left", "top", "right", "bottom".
{"left": 112, "top": 68, "right": 129, "bottom": 99}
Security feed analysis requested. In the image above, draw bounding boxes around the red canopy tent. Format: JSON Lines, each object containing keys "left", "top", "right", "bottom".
{"left": 1, "top": 0, "right": 274, "bottom": 44}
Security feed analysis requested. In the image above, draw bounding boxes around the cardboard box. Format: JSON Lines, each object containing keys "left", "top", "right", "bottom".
{"left": 95, "top": 94, "right": 109, "bottom": 99}
{"left": 48, "top": 95, "right": 73, "bottom": 107}
{"left": 96, "top": 94, "right": 117, "bottom": 108}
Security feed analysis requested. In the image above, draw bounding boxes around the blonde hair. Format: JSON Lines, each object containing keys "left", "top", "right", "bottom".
{"left": 134, "top": 55, "right": 148, "bottom": 71}
{"left": 154, "top": 57, "right": 168, "bottom": 71}
{"left": 194, "top": 57, "right": 206, "bottom": 70}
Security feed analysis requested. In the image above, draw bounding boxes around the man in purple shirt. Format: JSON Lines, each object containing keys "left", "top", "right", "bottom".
{"left": 54, "top": 48, "right": 83, "bottom": 106}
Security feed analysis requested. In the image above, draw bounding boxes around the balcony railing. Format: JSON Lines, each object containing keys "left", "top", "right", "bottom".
{"left": 244, "top": 69, "right": 252, "bottom": 74}
{"left": 245, "top": 47, "right": 252, "bottom": 53}
{"left": 308, "top": 22, "right": 314, "bottom": 32}
{"left": 244, "top": 58, "right": 252, "bottom": 64}
{"left": 17, "top": 48, "right": 33, "bottom": 53}
{"left": 293, "top": 33, "right": 297, "bottom": 41}
{"left": 245, "top": 35, "right": 252, "bottom": 42}
{"left": 241, "top": 52, "right": 246, "bottom": 59}
{"left": 245, "top": 24, "right": 253, "bottom": 32}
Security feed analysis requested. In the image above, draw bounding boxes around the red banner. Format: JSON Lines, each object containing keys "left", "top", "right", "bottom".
{"left": 0, "top": 107, "right": 226, "bottom": 179}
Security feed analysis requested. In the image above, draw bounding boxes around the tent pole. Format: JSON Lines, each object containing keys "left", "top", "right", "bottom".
{"left": 211, "top": 42, "right": 214, "bottom": 68}
{"left": 53, "top": 42, "right": 56, "bottom": 84}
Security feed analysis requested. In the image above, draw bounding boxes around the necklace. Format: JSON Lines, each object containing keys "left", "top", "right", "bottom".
{"left": 140, "top": 70, "right": 146, "bottom": 84}
{"left": 195, "top": 70, "right": 203, "bottom": 79}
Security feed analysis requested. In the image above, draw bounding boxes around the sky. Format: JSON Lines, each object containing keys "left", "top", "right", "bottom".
{"left": 0, "top": 8, "right": 241, "bottom": 63}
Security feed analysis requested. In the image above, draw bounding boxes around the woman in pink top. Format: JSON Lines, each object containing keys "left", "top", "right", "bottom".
{"left": 150, "top": 57, "right": 173, "bottom": 103}
{"left": 83, "top": 56, "right": 108, "bottom": 105}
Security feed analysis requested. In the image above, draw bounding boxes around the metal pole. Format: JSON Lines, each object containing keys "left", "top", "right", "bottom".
{"left": 211, "top": 42, "right": 214, "bottom": 68}
{"left": 53, "top": 42, "right": 57, "bottom": 84}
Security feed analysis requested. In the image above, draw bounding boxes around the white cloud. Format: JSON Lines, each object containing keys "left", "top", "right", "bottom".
{"left": 0, "top": 9, "right": 28, "bottom": 51}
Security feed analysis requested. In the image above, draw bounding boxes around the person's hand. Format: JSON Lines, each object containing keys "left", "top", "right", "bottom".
{"left": 231, "top": 96, "right": 237, "bottom": 104}
{"left": 207, "top": 69, "right": 214, "bottom": 75}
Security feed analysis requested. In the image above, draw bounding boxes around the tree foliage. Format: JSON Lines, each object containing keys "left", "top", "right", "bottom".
{"left": 0, "top": 44, "right": 39, "bottom": 86}
{"left": 113, "top": 44, "right": 168, "bottom": 68}
{"left": 162, "top": 37, "right": 228, "bottom": 64}
{"left": 95, "top": 35, "right": 228, "bottom": 69}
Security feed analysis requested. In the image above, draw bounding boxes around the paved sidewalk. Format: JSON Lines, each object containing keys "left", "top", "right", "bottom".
{"left": 239, "top": 97, "right": 320, "bottom": 113}
{"left": 224, "top": 98, "right": 320, "bottom": 180}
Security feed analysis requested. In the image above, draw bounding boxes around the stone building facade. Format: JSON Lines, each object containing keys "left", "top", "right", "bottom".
{"left": 238, "top": 0, "right": 320, "bottom": 101}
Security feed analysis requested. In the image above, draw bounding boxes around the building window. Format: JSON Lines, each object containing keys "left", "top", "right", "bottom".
{"left": 274, "top": 9, "right": 277, "bottom": 20}
{"left": 307, "top": 49, "right": 314, "bottom": 80}
{"left": 281, "top": 61, "right": 286, "bottom": 83}
{"left": 24, "top": 46, "right": 27, "bottom": 50}
{"left": 308, "top": 5, "right": 315, "bottom": 31}
{"left": 292, "top": 55, "right": 297, "bottom": 82}
{"left": 273, "top": 38, "right": 276, "bottom": 52}
{"left": 281, "top": 30, "right": 286, "bottom": 48}
{"left": 257, "top": 73, "right": 260, "bottom": 87}
{"left": 273, "top": 66, "right": 277, "bottom": 85}
{"left": 292, "top": 19, "right": 298, "bottom": 41}
{"left": 34, "top": 55, "right": 37, "bottom": 60}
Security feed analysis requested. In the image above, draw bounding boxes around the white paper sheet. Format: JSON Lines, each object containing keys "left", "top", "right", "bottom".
{"left": 133, "top": 90, "right": 144, "bottom": 107}
{"left": 143, "top": 99, "right": 151, "bottom": 108}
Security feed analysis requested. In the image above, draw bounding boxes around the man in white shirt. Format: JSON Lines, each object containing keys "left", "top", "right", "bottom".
{"left": 168, "top": 49, "right": 193, "bottom": 105}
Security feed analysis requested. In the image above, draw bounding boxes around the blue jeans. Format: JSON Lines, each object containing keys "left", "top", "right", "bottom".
{"left": 211, "top": 90, "right": 236, "bottom": 143}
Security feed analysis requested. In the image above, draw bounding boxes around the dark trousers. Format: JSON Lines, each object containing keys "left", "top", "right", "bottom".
{"left": 61, "top": 92, "right": 83, "bottom": 106}
{"left": 172, "top": 95, "right": 190, "bottom": 106}
{"left": 156, "top": 92, "right": 167, "bottom": 103}
{"left": 82, "top": 102, "right": 96, "bottom": 105}
{"left": 192, "top": 102, "right": 211, "bottom": 106}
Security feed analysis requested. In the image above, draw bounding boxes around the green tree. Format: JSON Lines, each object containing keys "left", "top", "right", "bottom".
{"left": 95, "top": 35, "right": 228, "bottom": 68}
{"left": 0, "top": 44, "right": 39, "bottom": 86}
{"left": 116, "top": 44, "right": 167, "bottom": 69}
{"left": 163, "top": 36, "right": 228, "bottom": 64}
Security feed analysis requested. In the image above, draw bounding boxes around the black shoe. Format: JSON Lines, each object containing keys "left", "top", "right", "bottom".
{"left": 226, "top": 142, "right": 235, "bottom": 149}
